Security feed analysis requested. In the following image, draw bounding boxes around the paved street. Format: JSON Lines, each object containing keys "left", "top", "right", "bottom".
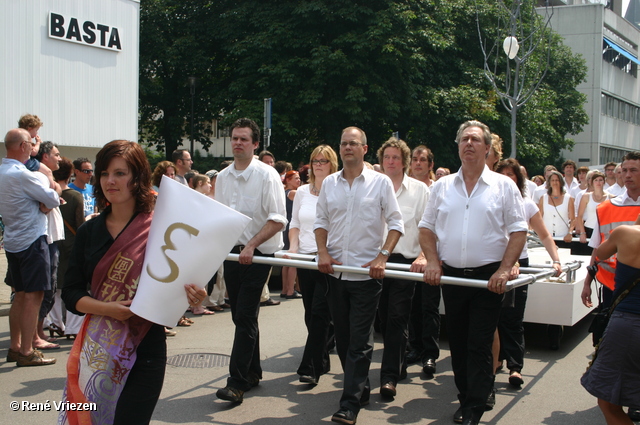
{"left": 0, "top": 250, "right": 625, "bottom": 425}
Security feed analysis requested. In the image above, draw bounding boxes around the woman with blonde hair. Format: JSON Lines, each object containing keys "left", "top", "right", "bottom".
{"left": 290, "top": 144, "right": 339, "bottom": 385}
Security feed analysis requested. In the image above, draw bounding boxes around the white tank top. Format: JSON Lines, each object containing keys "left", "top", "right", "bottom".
{"left": 542, "top": 193, "right": 571, "bottom": 238}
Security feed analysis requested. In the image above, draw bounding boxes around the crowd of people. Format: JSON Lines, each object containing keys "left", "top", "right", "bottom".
{"left": 1, "top": 115, "right": 639, "bottom": 425}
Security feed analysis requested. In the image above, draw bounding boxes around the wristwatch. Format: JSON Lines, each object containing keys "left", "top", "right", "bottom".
{"left": 379, "top": 249, "right": 391, "bottom": 257}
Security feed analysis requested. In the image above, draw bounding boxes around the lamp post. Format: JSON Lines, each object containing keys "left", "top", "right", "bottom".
{"left": 188, "top": 76, "right": 196, "bottom": 156}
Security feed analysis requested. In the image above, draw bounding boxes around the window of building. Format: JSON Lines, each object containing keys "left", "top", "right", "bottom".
{"left": 601, "top": 92, "right": 640, "bottom": 125}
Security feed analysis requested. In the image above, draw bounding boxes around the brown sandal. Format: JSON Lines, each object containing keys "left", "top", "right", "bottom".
{"left": 177, "top": 316, "right": 192, "bottom": 327}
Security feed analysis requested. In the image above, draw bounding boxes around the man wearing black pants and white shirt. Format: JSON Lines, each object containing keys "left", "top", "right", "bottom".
{"left": 376, "top": 137, "right": 430, "bottom": 398}
{"left": 419, "top": 120, "right": 527, "bottom": 425}
{"left": 315, "top": 126, "right": 404, "bottom": 425}
{"left": 214, "top": 118, "right": 287, "bottom": 403}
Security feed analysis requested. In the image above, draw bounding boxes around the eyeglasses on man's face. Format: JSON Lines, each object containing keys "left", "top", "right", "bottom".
{"left": 340, "top": 141, "right": 364, "bottom": 148}
{"left": 79, "top": 169, "right": 94, "bottom": 174}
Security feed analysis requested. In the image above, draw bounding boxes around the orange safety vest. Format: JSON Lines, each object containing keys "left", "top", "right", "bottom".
{"left": 594, "top": 199, "right": 640, "bottom": 290}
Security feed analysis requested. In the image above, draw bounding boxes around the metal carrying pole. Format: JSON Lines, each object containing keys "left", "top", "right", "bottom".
{"left": 226, "top": 254, "right": 541, "bottom": 291}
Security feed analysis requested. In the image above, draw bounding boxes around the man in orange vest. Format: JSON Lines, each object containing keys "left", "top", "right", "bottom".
{"left": 581, "top": 150, "right": 640, "bottom": 422}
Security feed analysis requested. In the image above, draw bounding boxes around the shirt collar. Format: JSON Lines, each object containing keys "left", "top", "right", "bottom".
{"left": 230, "top": 158, "right": 257, "bottom": 181}
{"left": 455, "top": 164, "right": 495, "bottom": 186}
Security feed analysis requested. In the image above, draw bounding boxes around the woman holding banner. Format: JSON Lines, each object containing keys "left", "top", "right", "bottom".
{"left": 61, "top": 140, "right": 205, "bottom": 425}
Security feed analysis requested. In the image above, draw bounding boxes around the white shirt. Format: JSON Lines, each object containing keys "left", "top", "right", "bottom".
{"left": 289, "top": 184, "right": 318, "bottom": 254}
{"left": 215, "top": 158, "right": 287, "bottom": 254}
{"left": 607, "top": 183, "right": 625, "bottom": 197}
{"left": 392, "top": 175, "right": 430, "bottom": 259}
{"left": 588, "top": 189, "right": 640, "bottom": 248}
{"left": 520, "top": 196, "right": 540, "bottom": 259}
{"left": 0, "top": 158, "right": 60, "bottom": 252}
{"left": 525, "top": 179, "right": 538, "bottom": 199}
{"left": 565, "top": 177, "right": 579, "bottom": 195}
{"left": 419, "top": 165, "right": 527, "bottom": 268}
{"left": 314, "top": 166, "right": 404, "bottom": 281}
{"left": 35, "top": 172, "right": 65, "bottom": 244}
{"left": 532, "top": 184, "right": 547, "bottom": 204}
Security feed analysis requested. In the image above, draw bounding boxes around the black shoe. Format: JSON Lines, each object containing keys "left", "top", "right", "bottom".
{"left": 508, "top": 370, "right": 524, "bottom": 387}
{"left": 285, "top": 291, "right": 303, "bottom": 299}
{"left": 461, "top": 419, "right": 478, "bottom": 425}
{"left": 485, "top": 387, "right": 496, "bottom": 411}
{"left": 628, "top": 408, "right": 640, "bottom": 421}
{"left": 453, "top": 406, "right": 463, "bottom": 424}
{"left": 216, "top": 386, "right": 244, "bottom": 403}
{"left": 399, "top": 368, "right": 408, "bottom": 381}
{"left": 360, "top": 387, "right": 370, "bottom": 407}
{"left": 380, "top": 382, "right": 396, "bottom": 398}
{"left": 299, "top": 375, "right": 318, "bottom": 385}
{"left": 331, "top": 408, "right": 357, "bottom": 425}
{"left": 422, "top": 358, "right": 437, "bottom": 375}
{"left": 260, "top": 298, "right": 281, "bottom": 306}
{"left": 405, "top": 349, "right": 421, "bottom": 365}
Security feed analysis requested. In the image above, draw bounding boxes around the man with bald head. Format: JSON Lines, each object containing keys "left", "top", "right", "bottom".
{"left": 0, "top": 129, "right": 60, "bottom": 366}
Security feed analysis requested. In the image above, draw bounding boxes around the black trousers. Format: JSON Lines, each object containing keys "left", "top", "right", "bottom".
{"left": 378, "top": 254, "right": 415, "bottom": 384}
{"left": 326, "top": 276, "right": 382, "bottom": 414}
{"left": 297, "top": 267, "right": 332, "bottom": 379}
{"left": 441, "top": 264, "right": 503, "bottom": 423}
{"left": 498, "top": 258, "right": 529, "bottom": 373}
{"left": 113, "top": 324, "right": 166, "bottom": 425}
{"left": 408, "top": 282, "right": 441, "bottom": 361}
{"left": 224, "top": 258, "right": 272, "bottom": 391}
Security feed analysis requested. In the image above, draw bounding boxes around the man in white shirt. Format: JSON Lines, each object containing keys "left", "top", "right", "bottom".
{"left": 607, "top": 164, "right": 626, "bottom": 197}
{"left": 603, "top": 161, "right": 617, "bottom": 189}
{"left": 214, "top": 118, "right": 287, "bottom": 403}
{"left": 171, "top": 149, "right": 193, "bottom": 186}
{"left": 562, "top": 159, "right": 579, "bottom": 195}
{"left": 376, "top": 138, "right": 430, "bottom": 399}
{"left": 419, "top": 120, "right": 527, "bottom": 425}
{"left": 0, "top": 129, "right": 59, "bottom": 367}
{"left": 315, "top": 126, "right": 404, "bottom": 425}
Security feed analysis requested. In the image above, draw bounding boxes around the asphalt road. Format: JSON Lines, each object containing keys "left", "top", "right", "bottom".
{"left": 1, "top": 282, "right": 632, "bottom": 425}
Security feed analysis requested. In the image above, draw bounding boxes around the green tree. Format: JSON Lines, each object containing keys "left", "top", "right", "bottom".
{"left": 139, "top": 0, "right": 588, "bottom": 172}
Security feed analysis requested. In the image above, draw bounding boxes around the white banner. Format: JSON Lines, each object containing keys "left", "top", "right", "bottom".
{"left": 130, "top": 176, "right": 251, "bottom": 326}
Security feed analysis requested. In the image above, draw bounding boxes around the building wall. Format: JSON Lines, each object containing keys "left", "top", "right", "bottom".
{"left": 0, "top": 0, "right": 140, "bottom": 163}
{"left": 548, "top": 3, "right": 640, "bottom": 165}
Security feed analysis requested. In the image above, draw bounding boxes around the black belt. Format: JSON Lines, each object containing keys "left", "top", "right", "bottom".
{"left": 441, "top": 261, "right": 501, "bottom": 278}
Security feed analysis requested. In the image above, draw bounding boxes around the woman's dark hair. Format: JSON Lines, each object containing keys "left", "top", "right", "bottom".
{"left": 151, "top": 160, "right": 176, "bottom": 188}
{"left": 496, "top": 158, "right": 525, "bottom": 197}
{"left": 545, "top": 170, "right": 566, "bottom": 196}
{"left": 94, "top": 140, "right": 154, "bottom": 213}
{"left": 52, "top": 157, "right": 73, "bottom": 182}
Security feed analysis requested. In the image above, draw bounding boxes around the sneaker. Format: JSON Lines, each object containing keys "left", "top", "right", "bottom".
{"left": 16, "top": 350, "right": 56, "bottom": 367}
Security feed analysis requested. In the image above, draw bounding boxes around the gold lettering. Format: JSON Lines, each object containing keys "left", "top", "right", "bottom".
{"left": 146, "top": 222, "right": 200, "bottom": 283}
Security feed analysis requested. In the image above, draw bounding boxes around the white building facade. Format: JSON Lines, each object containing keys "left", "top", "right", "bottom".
{"left": 0, "top": 0, "right": 140, "bottom": 161}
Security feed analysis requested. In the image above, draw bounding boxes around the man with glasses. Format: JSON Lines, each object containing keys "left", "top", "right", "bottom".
{"left": 315, "top": 126, "right": 404, "bottom": 425}
{"left": 603, "top": 161, "right": 617, "bottom": 190}
{"left": 171, "top": 149, "right": 193, "bottom": 186}
{"left": 69, "top": 157, "right": 97, "bottom": 217}
{"left": 0, "top": 129, "right": 60, "bottom": 366}
{"left": 419, "top": 120, "right": 527, "bottom": 425}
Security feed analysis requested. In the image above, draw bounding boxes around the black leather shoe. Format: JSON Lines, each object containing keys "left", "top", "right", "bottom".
{"left": 508, "top": 370, "right": 524, "bottom": 387}
{"left": 216, "top": 386, "right": 244, "bottom": 403}
{"left": 380, "top": 382, "right": 397, "bottom": 398}
{"left": 405, "top": 349, "right": 421, "bottom": 364}
{"left": 260, "top": 298, "right": 281, "bottom": 306}
{"left": 461, "top": 419, "right": 478, "bottom": 425}
{"left": 628, "top": 408, "right": 640, "bottom": 421}
{"left": 331, "top": 408, "right": 357, "bottom": 424}
{"left": 422, "top": 358, "right": 437, "bottom": 375}
{"left": 485, "top": 387, "right": 496, "bottom": 411}
{"left": 453, "top": 406, "right": 463, "bottom": 424}
{"left": 299, "top": 375, "right": 318, "bottom": 385}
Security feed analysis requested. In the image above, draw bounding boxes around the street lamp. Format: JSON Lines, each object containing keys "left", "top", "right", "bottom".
{"left": 188, "top": 76, "right": 196, "bottom": 156}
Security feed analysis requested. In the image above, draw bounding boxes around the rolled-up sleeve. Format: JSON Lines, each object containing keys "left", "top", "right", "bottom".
{"left": 314, "top": 180, "right": 330, "bottom": 232}
{"left": 419, "top": 181, "right": 440, "bottom": 232}
{"left": 264, "top": 170, "right": 288, "bottom": 227}
{"left": 503, "top": 181, "right": 528, "bottom": 234}
{"left": 382, "top": 179, "right": 404, "bottom": 235}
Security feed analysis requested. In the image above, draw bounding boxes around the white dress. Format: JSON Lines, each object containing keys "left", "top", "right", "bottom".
{"left": 542, "top": 193, "right": 571, "bottom": 238}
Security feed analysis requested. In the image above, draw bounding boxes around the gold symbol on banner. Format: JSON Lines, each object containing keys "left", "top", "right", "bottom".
{"left": 147, "top": 222, "right": 200, "bottom": 283}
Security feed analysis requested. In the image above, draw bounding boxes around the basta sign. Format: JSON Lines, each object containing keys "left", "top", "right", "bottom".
{"left": 48, "top": 12, "right": 122, "bottom": 52}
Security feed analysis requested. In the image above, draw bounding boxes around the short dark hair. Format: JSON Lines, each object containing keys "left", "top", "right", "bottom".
{"left": 36, "top": 141, "right": 56, "bottom": 161}
{"left": 562, "top": 159, "right": 576, "bottom": 171}
{"left": 230, "top": 118, "right": 261, "bottom": 143}
{"left": 622, "top": 151, "right": 640, "bottom": 162}
{"left": 172, "top": 149, "right": 189, "bottom": 164}
{"left": 52, "top": 157, "right": 73, "bottom": 182}
{"left": 94, "top": 140, "right": 154, "bottom": 213}
{"left": 73, "top": 157, "right": 91, "bottom": 170}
